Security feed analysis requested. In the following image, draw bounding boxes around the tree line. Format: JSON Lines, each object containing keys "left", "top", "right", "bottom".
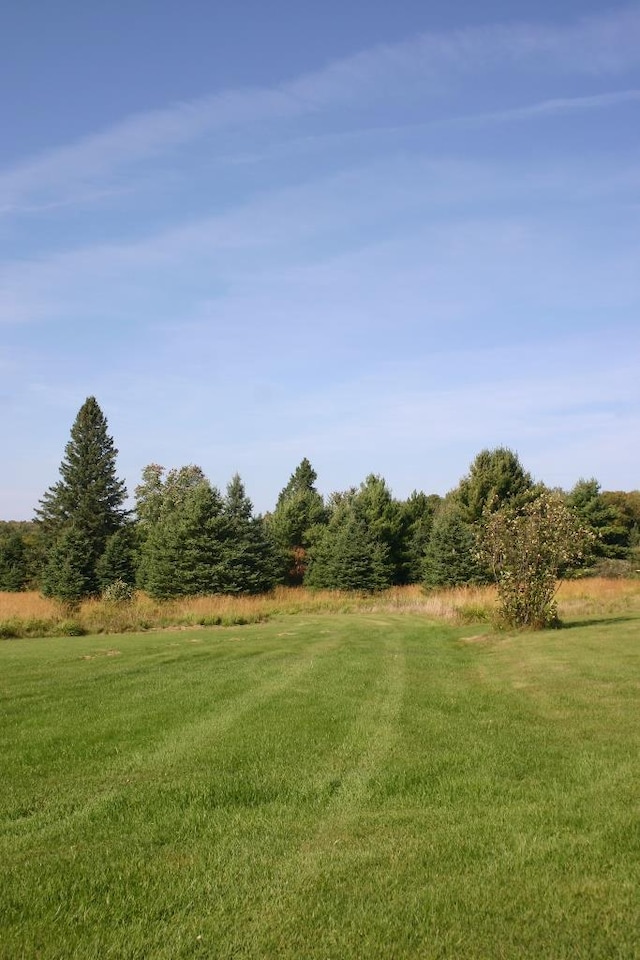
{"left": 1, "top": 398, "right": 639, "bottom": 618}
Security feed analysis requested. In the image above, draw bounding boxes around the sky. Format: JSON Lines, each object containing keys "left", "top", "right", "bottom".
{"left": 1, "top": 0, "right": 639, "bottom": 519}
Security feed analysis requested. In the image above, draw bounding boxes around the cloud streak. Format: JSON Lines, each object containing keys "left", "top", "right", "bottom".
{"left": 1, "top": 5, "right": 640, "bottom": 215}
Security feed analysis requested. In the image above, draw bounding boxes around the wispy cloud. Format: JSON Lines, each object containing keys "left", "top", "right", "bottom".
{"left": 1, "top": 5, "right": 639, "bottom": 215}
{"left": 2, "top": 149, "right": 638, "bottom": 332}
{"left": 449, "top": 87, "right": 640, "bottom": 127}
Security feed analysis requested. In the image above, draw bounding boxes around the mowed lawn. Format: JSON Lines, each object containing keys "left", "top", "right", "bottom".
{"left": 1, "top": 614, "right": 638, "bottom": 959}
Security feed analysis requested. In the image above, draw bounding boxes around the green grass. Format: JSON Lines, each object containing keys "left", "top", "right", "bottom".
{"left": 1, "top": 614, "right": 638, "bottom": 959}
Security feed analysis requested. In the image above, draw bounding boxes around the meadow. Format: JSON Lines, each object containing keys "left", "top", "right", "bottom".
{"left": 2, "top": 578, "right": 640, "bottom": 637}
{"left": 1, "top": 585, "right": 638, "bottom": 958}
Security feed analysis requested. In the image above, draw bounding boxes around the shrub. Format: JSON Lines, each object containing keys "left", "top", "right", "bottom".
{"left": 102, "top": 579, "right": 135, "bottom": 604}
{"left": 0, "top": 619, "right": 21, "bottom": 639}
{"left": 480, "top": 492, "right": 594, "bottom": 629}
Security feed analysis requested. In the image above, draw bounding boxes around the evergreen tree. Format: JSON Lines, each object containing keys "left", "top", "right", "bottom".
{"left": 219, "top": 475, "right": 279, "bottom": 594}
{"left": 305, "top": 492, "right": 393, "bottom": 592}
{"left": 398, "top": 491, "right": 442, "bottom": 584}
{"left": 0, "top": 530, "right": 29, "bottom": 591}
{"left": 96, "top": 527, "right": 137, "bottom": 590}
{"left": 423, "top": 503, "right": 483, "bottom": 588}
{"left": 35, "top": 397, "right": 128, "bottom": 597}
{"left": 350, "top": 474, "right": 405, "bottom": 583}
{"left": 135, "top": 464, "right": 208, "bottom": 590}
{"left": 40, "top": 527, "right": 95, "bottom": 605}
{"left": 142, "top": 480, "right": 227, "bottom": 599}
{"left": 454, "top": 447, "right": 535, "bottom": 525}
{"left": 266, "top": 458, "right": 326, "bottom": 584}
{"left": 566, "top": 479, "right": 628, "bottom": 561}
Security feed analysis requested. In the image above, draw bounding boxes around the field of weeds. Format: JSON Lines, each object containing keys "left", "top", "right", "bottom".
{"left": 1, "top": 578, "right": 640, "bottom": 638}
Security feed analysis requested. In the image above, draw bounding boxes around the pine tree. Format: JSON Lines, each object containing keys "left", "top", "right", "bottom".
{"left": 35, "top": 397, "right": 128, "bottom": 597}
{"left": 96, "top": 527, "right": 137, "bottom": 590}
{"left": 0, "top": 530, "right": 29, "bottom": 591}
{"left": 567, "top": 479, "right": 628, "bottom": 561}
{"left": 454, "top": 447, "right": 535, "bottom": 525}
{"left": 219, "top": 474, "right": 279, "bottom": 594}
{"left": 134, "top": 464, "right": 208, "bottom": 590}
{"left": 398, "top": 491, "right": 442, "bottom": 584}
{"left": 350, "top": 474, "right": 405, "bottom": 584}
{"left": 266, "top": 458, "right": 326, "bottom": 584}
{"left": 142, "top": 479, "right": 227, "bottom": 599}
{"left": 40, "top": 527, "right": 96, "bottom": 605}
{"left": 304, "top": 494, "right": 393, "bottom": 592}
{"left": 423, "top": 504, "right": 483, "bottom": 588}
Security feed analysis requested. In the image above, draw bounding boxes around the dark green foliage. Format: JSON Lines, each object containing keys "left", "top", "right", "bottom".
{"left": 35, "top": 398, "right": 128, "bottom": 598}
{"left": 96, "top": 527, "right": 137, "bottom": 590}
{"left": 266, "top": 458, "right": 327, "bottom": 584}
{"left": 601, "top": 491, "right": 640, "bottom": 557}
{"left": 567, "top": 479, "right": 629, "bottom": 561}
{"left": 454, "top": 447, "right": 535, "bottom": 525}
{"left": 135, "top": 464, "right": 209, "bottom": 591}
{"left": 137, "top": 467, "right": 279, "bottom": 598}
{"left": 304, "top": 482, "right": 395, "bottom": 591}
{"left": 398, "top": 491, "right": 442, "bottom": 584}
{"left": 305, "top": 513, "right": 391, "bottom": 591}
{"left": 142, "top": 480, "right": 227, "bottom": 599}
{"left": 349, "top": 474, "right": 405, "bottom": 584}
{"left": 40, "top": 527, "right": 96, "bottom": 604}
{"left": 219, "top": 475, "right": 279, "bottom": 594}
{"left": 423, "top": 503, "right": 484, "bottom": 588}
{"left": 0, "top": 530, "right": 29, "bottom": 590}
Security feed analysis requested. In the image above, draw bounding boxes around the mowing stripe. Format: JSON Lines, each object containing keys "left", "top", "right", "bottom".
{"left": 227, "top": 625, "right": 406, "bottom": 956}
{"left": 3, "top": 630, "right": 343, "bottom": 845}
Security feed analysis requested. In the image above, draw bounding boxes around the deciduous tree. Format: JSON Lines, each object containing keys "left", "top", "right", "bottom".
{"left": 480, "top": 491, "right": 593, "bottom": 628}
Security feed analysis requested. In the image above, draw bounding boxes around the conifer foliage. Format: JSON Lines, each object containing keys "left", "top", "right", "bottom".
{"left": 220, "top": 475, "right": 279, "bottom": 594}
{"left": 423, "top": 503, "right": 483, "bottom": 588}
{"left": 135, "top": 466, "right": 279, "bottom": 598}
{"left": 266, "top": 458, "right": 326, "bottom": 584}
{"left": 36, "top": 398, "right": 128, "bottom": 600}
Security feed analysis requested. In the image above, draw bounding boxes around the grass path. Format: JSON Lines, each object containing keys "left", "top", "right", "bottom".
{"left": 1, "top": 614, "right": 638, "bottom": 958}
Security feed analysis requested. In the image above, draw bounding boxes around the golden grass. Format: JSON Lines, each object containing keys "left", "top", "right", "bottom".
{"left": 1, "top": 577, "right": 639, "bottom": 638}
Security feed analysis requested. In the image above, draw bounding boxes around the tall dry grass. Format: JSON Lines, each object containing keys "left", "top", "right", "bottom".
{"left": 1, "top": 578, "right": 639, "bottom": 638}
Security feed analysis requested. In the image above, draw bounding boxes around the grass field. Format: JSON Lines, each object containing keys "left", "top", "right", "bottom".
{"left": 1, "top": 607, "right": 639, "bottom": 958}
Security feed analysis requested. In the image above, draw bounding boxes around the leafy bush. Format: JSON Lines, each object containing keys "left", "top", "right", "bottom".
{"left": 102, "top": 579, "right": 135, "bottom": 604}
{"left": 589, "top": 559, "right": 640, "bottom": 579}
{"left": 480, "top": 492, "right": 594, "bottom": 629}
{"left": 0, "top": 619, "right": 21, "bottom": 639}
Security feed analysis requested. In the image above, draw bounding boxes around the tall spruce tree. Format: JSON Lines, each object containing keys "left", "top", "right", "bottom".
{"left": 398, "top": 491, "right": 442, "bottom": 584}
{"left": 219, "top": 474, "right": 279, "bottom": 594}
{"left": 141, "top": 477, "right": 227, "bottom": 599}
{"left": 423, "top": 503, "right": 484, "bottom": 588}
{"left": 566, "top": 479, "right": 628, "bottom": 563}
{"left": 454, "top": 447, "right": 535, "bottom": 525}
{"left": 40, "top": 526, "right": 96, "bottom": 605}
{"left": 266, "top": 458, "right": 326, "bottom": 584}
{"left": 304, "top": 488, "right": 393, "bottom": 592}
{"left": 35, "top": 397, "right": 128, "bottom": 597}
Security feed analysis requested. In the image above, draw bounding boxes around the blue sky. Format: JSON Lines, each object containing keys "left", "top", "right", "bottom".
{"left": 1, "top": 0, "right": 639, "bottom": 518}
